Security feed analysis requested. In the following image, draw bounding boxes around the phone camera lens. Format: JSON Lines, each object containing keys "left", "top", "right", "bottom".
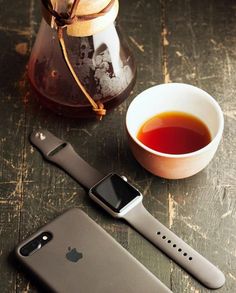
{"left": 19, "top": 232, "right": 52, "bottom": 256}
{"left": 20, "top": 239, "right": 41, "bottom": 256}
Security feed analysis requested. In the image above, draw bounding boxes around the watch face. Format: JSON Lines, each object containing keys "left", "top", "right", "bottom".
{"left": 90, "top": 174, "right": 141, "bottom": 213}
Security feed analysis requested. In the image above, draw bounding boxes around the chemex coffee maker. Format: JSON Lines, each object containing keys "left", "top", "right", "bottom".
{"left": 28, "top": 0, "right": 136, "bottom": 118}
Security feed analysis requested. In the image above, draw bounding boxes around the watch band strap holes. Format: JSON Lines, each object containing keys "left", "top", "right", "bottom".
{"left": 156, "top": 231, "right": 193, "bottom": 261}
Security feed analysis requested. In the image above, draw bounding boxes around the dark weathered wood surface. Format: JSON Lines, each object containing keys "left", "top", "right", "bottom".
{"left": 0, "top": 0, "right": 235, "bottom": 292}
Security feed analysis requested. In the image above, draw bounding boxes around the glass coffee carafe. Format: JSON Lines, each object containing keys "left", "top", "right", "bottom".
{"left": 28, "top": 0, "right": 136, "bottom": 118}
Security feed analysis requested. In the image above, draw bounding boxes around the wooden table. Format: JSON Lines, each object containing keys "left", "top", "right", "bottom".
{"left": 0, "top": 1, "right": 235, "bottom": 292}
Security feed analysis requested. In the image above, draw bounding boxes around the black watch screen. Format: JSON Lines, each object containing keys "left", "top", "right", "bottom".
{"left": 90, "top": 174, "right": 141, "bottom": 213}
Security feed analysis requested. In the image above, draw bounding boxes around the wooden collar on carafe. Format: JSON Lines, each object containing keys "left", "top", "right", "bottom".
{"left": 41, "top": 0, "right": 119, "bottom": 118}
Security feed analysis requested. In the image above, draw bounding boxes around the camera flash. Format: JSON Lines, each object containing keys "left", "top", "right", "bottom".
{"left": 42, "top": 235, "right": 48, "bottom": 241}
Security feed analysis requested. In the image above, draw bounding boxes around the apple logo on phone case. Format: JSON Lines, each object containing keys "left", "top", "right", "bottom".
{"left": 66, "top": 247, "right": 83, "bottom": 263}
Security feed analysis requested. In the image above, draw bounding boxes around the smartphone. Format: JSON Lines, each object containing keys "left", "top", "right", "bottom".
{"left": 15, "top": 208, "right": 171, "bottom": 293}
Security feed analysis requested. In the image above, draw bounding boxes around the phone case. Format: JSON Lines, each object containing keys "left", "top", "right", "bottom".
{"left": 15, "top": 208, "right": 171, "bottom": 293}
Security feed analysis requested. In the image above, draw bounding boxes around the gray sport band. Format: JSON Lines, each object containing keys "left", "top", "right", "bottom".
{"left": 123, "top": 202, "right": 225, "bottom": 289}
{"left": 30, "top": 130, "right": 225, "bottom": 290}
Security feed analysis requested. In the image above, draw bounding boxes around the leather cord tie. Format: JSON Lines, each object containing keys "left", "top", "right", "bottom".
{"left": 41, "top": 0, "right": 78, "bottom": 27}
{"left": 41, "top": 0, "right": 116, "bottom": 118}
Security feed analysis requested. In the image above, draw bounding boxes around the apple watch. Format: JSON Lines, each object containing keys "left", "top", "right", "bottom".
{"left": 30, "top": 129, "right": 225, "bottom": 289}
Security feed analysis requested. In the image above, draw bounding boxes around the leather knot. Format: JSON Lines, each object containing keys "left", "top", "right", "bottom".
{"left": 41, "top": 0, "right": 77, "bottom": 27}
{"left": 93, "top": 102, "right": 107, "bottom": 119}
{"left": 54, "top": 12, "right": 77, "bottom": 27}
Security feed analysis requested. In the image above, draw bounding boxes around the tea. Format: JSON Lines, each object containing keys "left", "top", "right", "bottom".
{"left": 137, "top": 111, "right": 211, "bottom": 155}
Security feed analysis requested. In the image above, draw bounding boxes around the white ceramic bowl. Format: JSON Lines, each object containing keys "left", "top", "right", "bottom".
{"left": 126, "top": 83, "right": 224, "bottom": 179}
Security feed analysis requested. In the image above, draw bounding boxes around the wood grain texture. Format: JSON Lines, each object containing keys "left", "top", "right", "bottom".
{"left": 0, "top": 0, "right": 235, "bottom": 292}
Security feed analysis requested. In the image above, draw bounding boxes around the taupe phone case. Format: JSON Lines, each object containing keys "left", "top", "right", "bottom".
{"left": 15, "top": 208, "right": 171, "bottom": 293}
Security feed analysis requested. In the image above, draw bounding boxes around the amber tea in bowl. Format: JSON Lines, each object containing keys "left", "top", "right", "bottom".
{"left": 126, "top": 83, "right": 224, "bottom": 179}
{"left": 137, "top": 111, "right": 211, "bottom": 155}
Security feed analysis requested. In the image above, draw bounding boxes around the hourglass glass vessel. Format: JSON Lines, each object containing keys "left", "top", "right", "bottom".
{"left": 28, "top": 0, "right": 136, "bottom": 118}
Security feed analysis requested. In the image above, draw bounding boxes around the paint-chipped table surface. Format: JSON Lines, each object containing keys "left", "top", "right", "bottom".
{"left": 0, "top": 1, "right": 235, "bottom": 292}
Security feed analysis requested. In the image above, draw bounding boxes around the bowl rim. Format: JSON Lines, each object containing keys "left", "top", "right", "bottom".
{"left": 126, "top": 83, "right": 224, "bottom": 159}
